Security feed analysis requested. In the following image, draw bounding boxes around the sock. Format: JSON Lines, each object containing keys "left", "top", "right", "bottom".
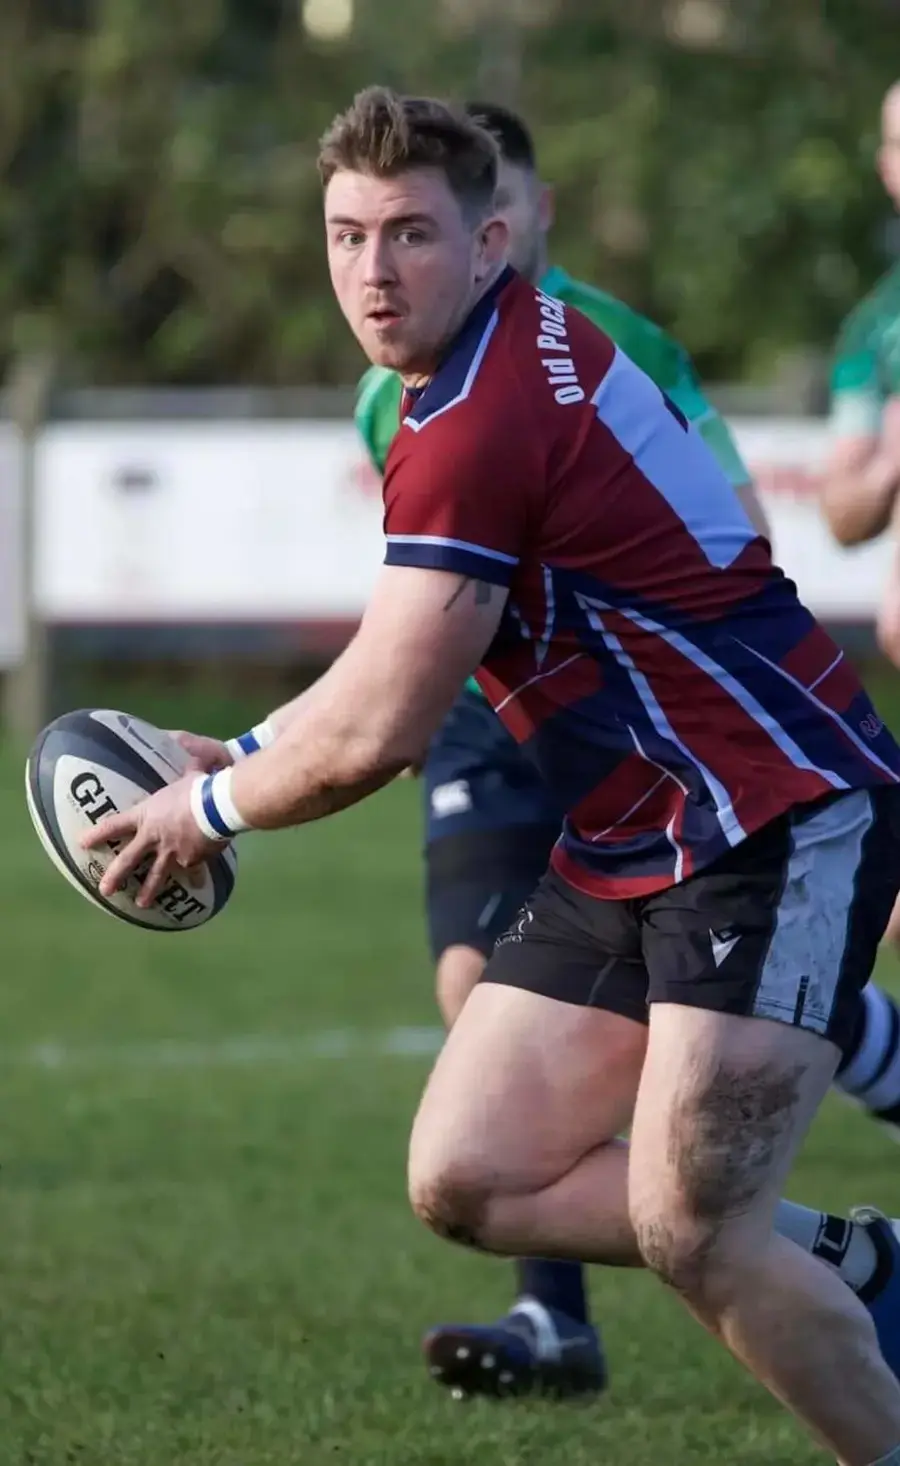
{"left": 515, "top": 1258, "right": 590, "bottom": 1325}
{"left": 774, "top": 1199, "right": 882, "bottom": 1296}
{"left": 837, "top": 983, "right": 900, "bottom": 1124}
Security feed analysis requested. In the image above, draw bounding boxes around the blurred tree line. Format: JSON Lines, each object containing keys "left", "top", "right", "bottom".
{"left": 2, "top": 0, "right": 900, "bottom": 389}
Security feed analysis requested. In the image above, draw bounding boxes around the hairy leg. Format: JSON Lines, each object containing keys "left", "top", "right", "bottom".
{"left": 628, "top": 1005, "right": 900, "bottom": 1466}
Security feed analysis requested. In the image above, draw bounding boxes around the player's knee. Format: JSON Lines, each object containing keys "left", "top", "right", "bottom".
{"left": 408, "top": 1155, "right": 490, "bottom": 1250}
{"left": 435, "top": 946, "right": 488, "bottom": 1028}
{"left": 633, "top": 1058, "right": 799, "bottom": 1305}
{"left": 631, "top": 1201, "right": 738, "bottom": 1307}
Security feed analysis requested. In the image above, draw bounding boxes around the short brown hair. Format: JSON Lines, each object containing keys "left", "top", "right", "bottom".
{"left": 318, "top": 86, "right": 498, "bottom": 221}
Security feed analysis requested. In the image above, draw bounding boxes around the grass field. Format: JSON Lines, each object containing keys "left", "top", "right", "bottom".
{"left": 5, "top": 673, "right": 900, "bottom": 1465}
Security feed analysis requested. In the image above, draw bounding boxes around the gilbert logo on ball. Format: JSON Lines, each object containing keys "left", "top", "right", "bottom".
{"left": 26, "top": 709, "right": 237, "bottom": 931}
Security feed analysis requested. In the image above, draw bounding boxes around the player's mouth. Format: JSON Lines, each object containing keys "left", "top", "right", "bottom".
{"left": 366, "top": 306, "right": 404, "bottom": 328}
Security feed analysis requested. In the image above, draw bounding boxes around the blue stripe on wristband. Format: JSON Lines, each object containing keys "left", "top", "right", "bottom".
{"left": 201, "top": 775, "right": 234, "bottom": 839}
{"left": 226, "top": 720, "right": 275, "bottom": 764}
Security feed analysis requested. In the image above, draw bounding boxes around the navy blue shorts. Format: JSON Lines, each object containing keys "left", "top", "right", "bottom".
{"left": 423, "top": 686, "right": 561, "bottom": 844}
{"left": 424, "top": 687, "right": 562, "bottom": 960}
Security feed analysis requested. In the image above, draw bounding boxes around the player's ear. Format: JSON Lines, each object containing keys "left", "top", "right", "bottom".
{"left": 475, "top": 215, "right": 509, "bottom": 280}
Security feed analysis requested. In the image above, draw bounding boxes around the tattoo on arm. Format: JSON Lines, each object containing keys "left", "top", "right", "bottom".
{"left": 442, "top": 576, "right": 494, "bottom": 612}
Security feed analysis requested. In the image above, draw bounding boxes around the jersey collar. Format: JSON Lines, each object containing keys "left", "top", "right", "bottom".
{"left": 402, "top": 265, "right": 517, "bottom": 417}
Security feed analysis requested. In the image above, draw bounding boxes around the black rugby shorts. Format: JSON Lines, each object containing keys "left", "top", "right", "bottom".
{"left": 482, "top": 787, "right": 900, "bottom": 1054}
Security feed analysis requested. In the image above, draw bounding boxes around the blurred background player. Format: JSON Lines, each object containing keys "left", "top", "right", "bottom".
{"left": 355, "top": 100, "right": 900, "bottom": 1400}
{"left": 823, "top": 79, "right": 900, "bottom": 998}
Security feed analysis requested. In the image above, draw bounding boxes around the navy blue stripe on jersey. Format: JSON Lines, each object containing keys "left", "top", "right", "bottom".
{"left": 516, "top": 676, "right": 736, "bottom": 853}
{"left": 529, "top": 564, "right": 899, "bottom": 793}
{"left": 385, "top": 534, "right": 518, "bottom": 585}
{"left": 576, "top": 592, "right": 852, "bottom": 795}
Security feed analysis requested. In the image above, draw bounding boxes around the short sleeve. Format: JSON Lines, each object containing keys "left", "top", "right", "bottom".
{"left": 382, "top": 403, "right": 539, "bottom": 588}
{"left": 829, "top": 308, "right": 884, "bottom": 440}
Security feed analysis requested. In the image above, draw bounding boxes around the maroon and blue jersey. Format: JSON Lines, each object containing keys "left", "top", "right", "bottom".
{"left": 382, "top": 268, "right": 900, "bottom": 899}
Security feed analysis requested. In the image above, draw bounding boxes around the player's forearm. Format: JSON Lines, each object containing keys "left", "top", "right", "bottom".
{"left": 820, "top": 453, "right": 900, "bottom": 546}
{"left": 222, "top": 646, "right": 435, "bottom": 831}
{"left": 234, "top": 737, "right": 400, "bottom": 829}
{"left": 189, "top": 707, "right": 408, "bottom": 843}
{"left": 221, "top": 687, "right": 322, "bottom": 764}
{"left": 265, "top": 679, "right": 326, "bottom": 736}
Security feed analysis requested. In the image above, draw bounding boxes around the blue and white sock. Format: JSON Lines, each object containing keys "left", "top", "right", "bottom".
{"left": 836, "top": 984, "right": 900, "bottom": 1127}
{"left": 774, "top": 1200, "right": 880, "bottom": 1295}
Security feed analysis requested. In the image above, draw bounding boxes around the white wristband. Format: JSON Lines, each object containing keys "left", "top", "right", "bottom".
{"left": 190, "top": 768, "right": 254, "bottom": 841}
{"left": 225, "top": 718, "right": 276, "bottom": 763}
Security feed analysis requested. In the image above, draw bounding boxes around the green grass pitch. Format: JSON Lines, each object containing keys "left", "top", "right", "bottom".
{"left": 4, "top": 669, "right": 900, "bottom": 1464}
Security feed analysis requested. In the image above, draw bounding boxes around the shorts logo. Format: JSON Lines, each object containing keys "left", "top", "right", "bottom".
{"left": 710, "top": 928, "right": 741, "bottom": 968}
{"left": 431, "top": 780, "right": 473, "bottom": 818}
{"left": 496, "top": 906, "right": 534, "bottom": 947}
{"left": 860, "top": 713, "right": 884, "bottom": 740}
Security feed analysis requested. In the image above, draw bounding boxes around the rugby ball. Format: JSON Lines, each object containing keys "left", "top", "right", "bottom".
{"left": 25, "top": 708, "right": 237, "bottom": 931}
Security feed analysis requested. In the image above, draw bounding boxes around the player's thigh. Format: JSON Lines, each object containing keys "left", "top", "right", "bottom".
{"left": 409, "top": 984, "right": 644, "bottom": 1228}
{"left": 410, "top": 870, "right": 650, "bottom": 1203}
{"left": 632, "top": 786, "right": 900, "bottom": 1261}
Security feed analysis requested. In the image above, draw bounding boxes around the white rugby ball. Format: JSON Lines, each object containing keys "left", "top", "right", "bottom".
{"left": 25, "top": 708, "right": 237, "bottom": 931}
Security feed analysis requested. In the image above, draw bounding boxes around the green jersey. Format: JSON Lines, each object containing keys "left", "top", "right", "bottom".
{"left": 354, "top": 266, "right": 751, "bottom": 697}
{"left": 830, "top": 261, "right": 900, "bottom": 437}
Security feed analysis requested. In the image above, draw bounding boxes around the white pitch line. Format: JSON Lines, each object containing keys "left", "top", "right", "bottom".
{"left": 0, "top": 1026, "right": 445, "bottom": 1073}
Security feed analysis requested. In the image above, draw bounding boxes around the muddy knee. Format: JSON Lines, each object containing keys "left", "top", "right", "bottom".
{"left": 633, "top": 1059, "right": 806, "bottom": 1304}
{"left": 408, "top": 1158, "right": 491, "bottom": 1249}
{"left": 632, "top": 1205, "right": 735, "bottom": 1306}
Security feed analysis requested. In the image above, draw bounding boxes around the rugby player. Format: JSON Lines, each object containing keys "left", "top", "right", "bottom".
{"left": 353, "top": 101, "right": 900, "bottom": 1399}
{"left": 86, "top": 89, "right": 900, "bottom": 1465}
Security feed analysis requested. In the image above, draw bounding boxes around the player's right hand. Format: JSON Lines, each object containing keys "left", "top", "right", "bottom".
{"left": 169, "top": 730, "right": 233, "bottom": 773}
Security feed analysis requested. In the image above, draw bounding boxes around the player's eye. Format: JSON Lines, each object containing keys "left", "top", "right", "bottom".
{"left": 397, "top": 228, "right": 426, "bottom": 245}
{"left": 338, "top": 230, "right": 365, "bottom": 248}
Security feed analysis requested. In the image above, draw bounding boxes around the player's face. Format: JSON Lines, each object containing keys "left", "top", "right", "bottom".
{"left": 493, "top": 159, "right": 553, "bottom": 284}
{"left": 325, "top": 168, "right": 508, "bottom": 380}
{"left": 879, "top": 86, "right": 900, "bottom": 209}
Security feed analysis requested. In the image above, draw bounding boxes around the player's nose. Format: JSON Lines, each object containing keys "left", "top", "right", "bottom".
{"left": 362, "top": 231, "right": 399, "bottom": 287}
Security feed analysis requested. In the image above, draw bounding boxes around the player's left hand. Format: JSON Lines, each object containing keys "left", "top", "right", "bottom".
{"left": 80, "top": 775, "right": 225, "bottom": 907}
